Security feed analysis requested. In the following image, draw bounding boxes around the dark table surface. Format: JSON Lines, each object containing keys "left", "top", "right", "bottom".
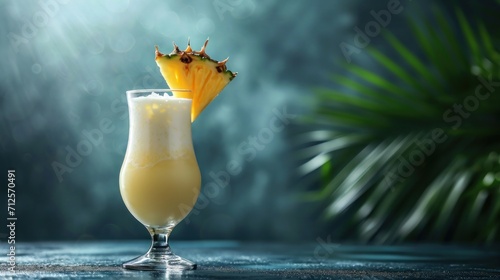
{"left": 1, "top": 241, "right": 499, "bottom": 279}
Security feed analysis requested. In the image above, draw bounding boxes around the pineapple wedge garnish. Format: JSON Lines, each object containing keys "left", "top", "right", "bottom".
{"left": 155, "top": 39, "right": 237, "bottom": 121}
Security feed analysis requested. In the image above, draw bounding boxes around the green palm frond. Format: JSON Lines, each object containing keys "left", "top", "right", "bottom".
{"left": 300, "top": 7, "right": 500, "bottom": 243}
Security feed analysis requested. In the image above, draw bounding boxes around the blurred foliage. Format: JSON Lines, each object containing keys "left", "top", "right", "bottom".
{"left": 300, "top": 6, "right": 500, "bottom": 243}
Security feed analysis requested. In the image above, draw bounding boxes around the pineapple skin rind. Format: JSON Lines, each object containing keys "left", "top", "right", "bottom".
{"left": 161, "top": 53, "right": 237, "bottom": 81}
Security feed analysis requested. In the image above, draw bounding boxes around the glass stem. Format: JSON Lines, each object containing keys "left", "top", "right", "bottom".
{"left": 147, "top": 226, "right": 174, "bottom": 258}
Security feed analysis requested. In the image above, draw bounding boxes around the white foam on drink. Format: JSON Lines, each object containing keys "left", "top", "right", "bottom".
{"left": 126, "top": 92, "right": 193, "bottom": 168}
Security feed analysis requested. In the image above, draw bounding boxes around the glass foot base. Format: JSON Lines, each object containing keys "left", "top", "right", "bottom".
{"left": 122, "top": 253, "right": 196, "bottom": 271}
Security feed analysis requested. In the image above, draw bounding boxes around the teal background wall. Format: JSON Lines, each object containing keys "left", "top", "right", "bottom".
{"left": 1, "top": 0, "right": 498, "bottom": 243}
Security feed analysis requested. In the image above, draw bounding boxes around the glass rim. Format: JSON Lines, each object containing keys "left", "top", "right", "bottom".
{"left": 126, "top": 89, "right": 192, "bottom": 101}
{"left": 126, "top": 89, "right": 191, "bottom": 95}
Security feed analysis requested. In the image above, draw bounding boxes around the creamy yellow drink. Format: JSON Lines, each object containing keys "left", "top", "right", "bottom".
{"left": 120, "top": 40, "right": 236, "bottom": 271}
{"left": 119, "top": 93, "right": 200, "bottom": 228}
